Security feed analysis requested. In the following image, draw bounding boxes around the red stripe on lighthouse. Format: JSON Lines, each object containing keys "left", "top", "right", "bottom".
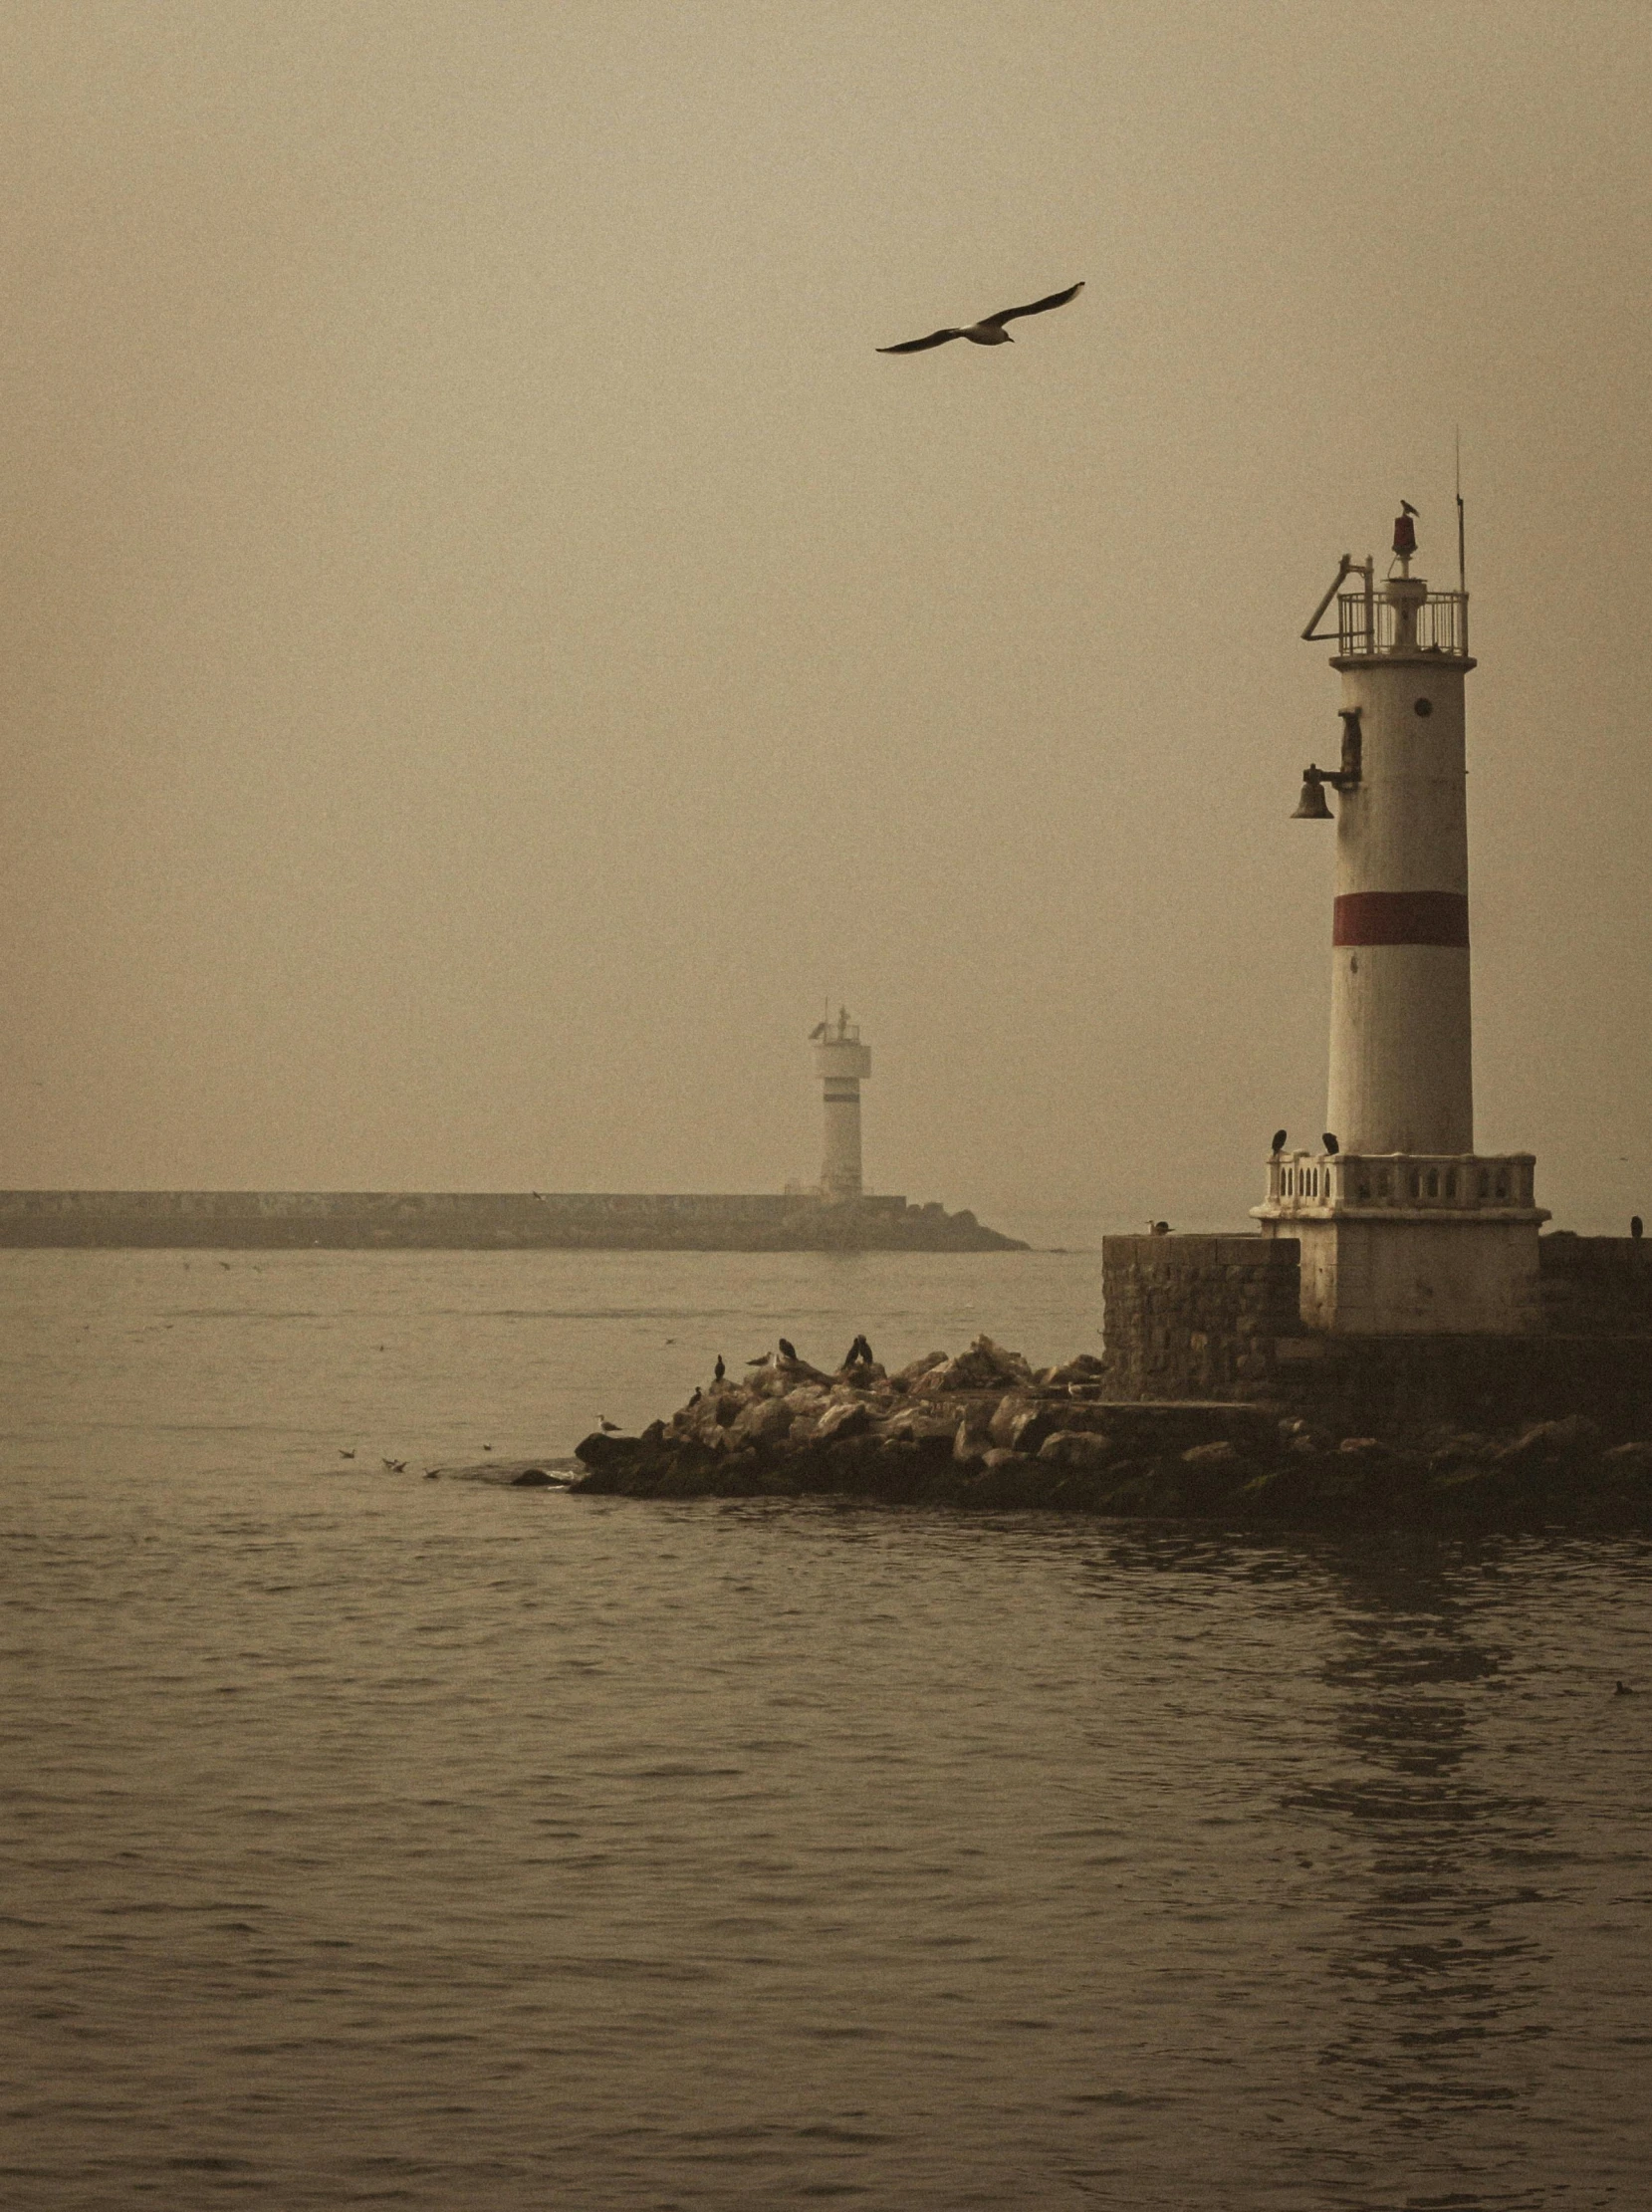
{"left": 1332, "top": 891, "right": 1470, "bottom": 947}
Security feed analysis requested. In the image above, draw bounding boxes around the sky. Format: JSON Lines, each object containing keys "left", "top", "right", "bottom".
{"left": 2, "top": 0, "right": 1649, "bottom": 1237}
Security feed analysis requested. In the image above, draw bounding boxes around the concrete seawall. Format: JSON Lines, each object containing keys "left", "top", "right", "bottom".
{"left": 0, "top": 1189, "right": 1028, "bottom": 1253}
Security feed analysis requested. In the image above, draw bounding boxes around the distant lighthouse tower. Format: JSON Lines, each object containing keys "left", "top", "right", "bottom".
{"left": 811, "top": 1007, "right": 872, "bottom": 1202}
{"left": 1255, "top": 506, "right": 1547, "bottom": 1331}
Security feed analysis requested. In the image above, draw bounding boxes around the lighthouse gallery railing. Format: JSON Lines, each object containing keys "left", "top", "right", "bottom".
{"left": 1336, "top": 590, "right": 1469, "bottom": 657}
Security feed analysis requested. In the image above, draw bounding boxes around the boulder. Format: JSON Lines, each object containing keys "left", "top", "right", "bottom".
{"left": 1182, "top": 1440, "right": 1239, "bottom": 1468}
{"left": 1038, "top": 1430, "right": 1118, "bottom": 1472}
{"left": 816, "top": 1400, "right": 870, "bottom": 1443}
{"left": 915, "top": 1335, "right": 1035, "bottom": 1394}
{"left": 735, "top": 1397, "right": 795, "bottom": 1447}
{"left": 890, "top": 1352, "right": 948, "bottom": 1390}
{"left": 1499, "top": 1415, "right": 1604, "bottom": 1464}
{"left": 1046, "top": 1353, "right": 1107, "bottom": 1387}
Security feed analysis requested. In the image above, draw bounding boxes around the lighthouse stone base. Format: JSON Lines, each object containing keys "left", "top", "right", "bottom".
{"left": 1252, "top": 1148, "right": 1546, "bottom": 1336}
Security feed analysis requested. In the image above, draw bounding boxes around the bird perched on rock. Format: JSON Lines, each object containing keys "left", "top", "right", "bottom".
{"left": 1322, "top": 1132, "right": 1340, "bottom": 1155}
{"left": 688, "top": 1386, "right": 702, "bottom": 1406}
{"left": 778, "top": 1338, "right": 799, "bottom": 1362}
{"left": 598, "top": 1417, "right": 619, "bottom": 1434}
{"left": 842, "top": 1334, "right": 874, "bottom": 1368}
{"left": 877, "top": 280, "right": 1083, "bottom": 354}
{"left": 714, "top": 1354, "right": 726, "bottom": 1381}
{"left": 1271, "top": 1129, "right": 1288, "bottom": 1155}
{"left": 746, "top": 1352, "right": 770, "bottom": 1367}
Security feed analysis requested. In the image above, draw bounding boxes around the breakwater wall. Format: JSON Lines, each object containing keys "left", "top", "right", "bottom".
{"left": 573, "top": 1333, "right": 1652, "bottom": 1531}
{"left": 0, "top": 1189, "right": 1027, "bottom": 1253}
{"left": 1099, "top": 1232, "right": 1652, "bottom": 1435}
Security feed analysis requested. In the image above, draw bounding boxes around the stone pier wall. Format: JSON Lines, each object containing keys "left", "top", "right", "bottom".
{"left": 0, "top": 1189, "right": 1027, "bottom": 1253}
{"left": 1100, "top": 1231, "right": 1652, "bottom": 1439}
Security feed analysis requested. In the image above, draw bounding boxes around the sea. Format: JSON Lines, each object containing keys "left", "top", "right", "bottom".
{"left": 3, "top": 1244, "right": 1650, "bottom": 2210}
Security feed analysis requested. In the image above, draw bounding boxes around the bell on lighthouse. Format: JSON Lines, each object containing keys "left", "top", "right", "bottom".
{"left": 1291, "top": 768, "right": 1333, "bottom": 820}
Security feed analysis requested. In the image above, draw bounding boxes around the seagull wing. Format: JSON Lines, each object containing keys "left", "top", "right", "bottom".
{"left": 981, "top": 280, "right": 1084, "bottom": 330}
{"left": 876, "top": 328, "right": 965, "bottom": 354}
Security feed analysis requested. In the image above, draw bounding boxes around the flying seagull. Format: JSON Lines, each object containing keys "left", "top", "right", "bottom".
{"left": 877, "top": 280, "right": 1084, "bottom": 354}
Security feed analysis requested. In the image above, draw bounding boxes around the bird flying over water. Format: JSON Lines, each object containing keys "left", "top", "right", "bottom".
{"left": 877, "top": 280, "right": 1084, "bottom": 354}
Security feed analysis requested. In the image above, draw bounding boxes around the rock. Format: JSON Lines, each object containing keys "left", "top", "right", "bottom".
{"left": 890, "top": 1352, "right": 948, "bottom": 1390}
{"left": 1337, "top": 1436, "right": 1389, "bottom": 1457}
{"left": 987, "top": 1394, "right": 1035, "bottom": 1447}
{"left": 1602, "top": 1441, "right": 1652, "bottom": 1473}
{"left": 1500, "top": 1415, "right": 1604, "bottom": 1464}
{"left": 917, "top": 1336, "right": 1036, "bottom": 1394}
{"left": 953, "top": 1421, "right": 988, "bottom": 1467}
{"left": 880, "top": 1408, "right": 957, "bottom": 1447}
{"left": 980, "top": 1447, "right": 1021, "bottom": 1471}
{"left": 1182, "top": 1440, "right": 1239, "bottom": 1467}
{"left": 1038, "top": 1430, "right": 1117, "bottom": 1471}
{"left": 1046, "top": 1353, "right": 1107, "bottom": 1387}
{"left": 735, "top": 1397, "right": 795, "bottom": 1447}
{"left": 816, "top": 1400, "right": 870, "bottom": 1443}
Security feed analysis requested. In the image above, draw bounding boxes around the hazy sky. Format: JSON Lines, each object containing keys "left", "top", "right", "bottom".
{"left": 3, "top": 1, "right": 1649, "bottom": 1233}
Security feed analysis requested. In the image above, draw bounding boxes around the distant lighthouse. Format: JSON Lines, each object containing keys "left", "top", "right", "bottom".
{"left": 811, "top": 1007, "right": 872, "bottom": 1202}
{"left": 1256, "top": 507, "right": 1547, "bottom": 1331}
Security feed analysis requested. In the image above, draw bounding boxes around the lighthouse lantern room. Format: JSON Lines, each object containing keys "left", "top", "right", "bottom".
{"left": 1253, "top": 507, "right": 1547, "bottom": 1333}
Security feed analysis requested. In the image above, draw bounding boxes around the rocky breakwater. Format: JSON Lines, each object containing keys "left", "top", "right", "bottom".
{"left": 573, "top": 1336, "right": 1652, "bottom": 1529}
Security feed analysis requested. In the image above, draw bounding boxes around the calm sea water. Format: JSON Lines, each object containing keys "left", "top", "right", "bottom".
{"left": 3, "top": 1248, "right": 1650, "bottom": 2210}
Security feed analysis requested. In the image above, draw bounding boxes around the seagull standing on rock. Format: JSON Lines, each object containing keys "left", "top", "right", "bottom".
{"left": 877, "top": 280, "right": 1084, "bottom": 354}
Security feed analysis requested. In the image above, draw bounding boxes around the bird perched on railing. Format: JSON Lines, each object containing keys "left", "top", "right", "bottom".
{"left": 1271, "top": 1129, "right": 1288, "bottom": 1155}
{"left": 1322, "top": 1133, "right": 1340, "bottom": 1155}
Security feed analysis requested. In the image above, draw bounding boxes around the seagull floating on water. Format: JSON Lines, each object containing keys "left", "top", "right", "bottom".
{"left": 877, "top": 280, "right": 1084, "bottom": 354}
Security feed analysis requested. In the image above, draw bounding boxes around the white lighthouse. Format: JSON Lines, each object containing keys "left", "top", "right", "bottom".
{"left": 1254, "top": 507, "right": 1547, "bottom": 1332}
{"left": 811, "top": 1007, "right": 872, "bottom": 1202}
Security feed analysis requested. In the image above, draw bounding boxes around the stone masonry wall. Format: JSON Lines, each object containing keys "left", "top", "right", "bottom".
{"left": 1101, "top": 1231, "right": 1652, "bottom": 1439}
{"left": 1539, "top": 1235, "right": 1652, "bottom": 1336}
{"left": 1098, "top": 1235, "right": 1304, "bottom": 1401}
